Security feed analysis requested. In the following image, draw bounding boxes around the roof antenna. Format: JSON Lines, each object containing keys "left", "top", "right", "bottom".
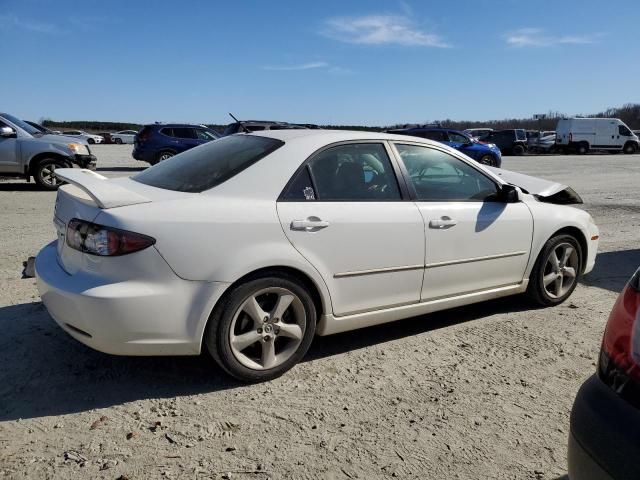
{"left": 229, "top": 112, "right": 250, "bottom": 133}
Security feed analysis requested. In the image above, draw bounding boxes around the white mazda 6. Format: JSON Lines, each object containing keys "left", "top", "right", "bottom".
{"left": 36, "top": 130, "right": 599, "bottom": 381}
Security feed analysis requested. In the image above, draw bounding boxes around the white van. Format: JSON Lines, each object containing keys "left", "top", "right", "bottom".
{"left": 556, "top": 118, "right": 639, "bottom": 154}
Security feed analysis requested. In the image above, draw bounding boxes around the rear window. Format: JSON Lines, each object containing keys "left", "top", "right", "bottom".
{"left": 132, "top": 135, "right": 284, "bottom": 193}
{"left": 516, "top": 130, "right": 526, "bottom": 141}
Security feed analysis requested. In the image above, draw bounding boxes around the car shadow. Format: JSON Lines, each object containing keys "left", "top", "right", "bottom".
{"left": 580, "top": 248, "right": 640, "bottom": 293}
{"left": 0, "top": 182, "right": 46, "bottom": 192}
{"left": 0, "top": 295, "right": 533, "bottom": 422}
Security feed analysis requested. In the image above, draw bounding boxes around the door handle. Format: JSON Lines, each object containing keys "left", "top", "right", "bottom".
{"left": 429, "top": 216, "right": 457, "bottom": 229}
{"left": 290, "top": 217, "right": 330, "bottom": 231}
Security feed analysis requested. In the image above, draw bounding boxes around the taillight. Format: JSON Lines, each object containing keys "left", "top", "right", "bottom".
{"left": 598, "top": 268, "right": 640, "bottom": 400}
{"left": 136, "top": 129, "right": 151, "bottom": 143}
{"left": 66, "top": 219, "right": 155, "bottom": 256}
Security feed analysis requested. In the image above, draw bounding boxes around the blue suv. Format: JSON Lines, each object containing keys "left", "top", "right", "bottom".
{"left": 387, "top": 127, "right": 502, "bottom": 167}
{"left": 133, "top": 124, "right": 220, "bottom": 165}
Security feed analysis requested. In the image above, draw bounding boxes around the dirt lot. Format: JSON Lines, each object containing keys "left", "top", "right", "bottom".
{"left": 1, "top": 145, "right": 639, "bottom": 480}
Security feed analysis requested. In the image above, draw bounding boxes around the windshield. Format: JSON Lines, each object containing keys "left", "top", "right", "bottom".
{"left": 133, "top": 134, "right": 284, "bottom": 193}
{"left": 0, "top": 113, "right": 42, "bottom": 136}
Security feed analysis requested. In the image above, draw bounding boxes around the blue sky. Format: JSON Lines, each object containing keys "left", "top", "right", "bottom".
{"left": 1, "top": 0, "right": 639, "bottom": 126}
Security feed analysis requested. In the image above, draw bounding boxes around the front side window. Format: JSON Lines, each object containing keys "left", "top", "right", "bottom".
{"left": 619, "top": 125, "right": 632, "bottom": 136}
{"left": 286, "top": 143, "right": 401, "bottom": 201}
{"left": 395, "top": 144, "right": 498, "bottom": 202}
{"left": 448, "top": 131, "right": 470, "bottom": 143}
{"left": 133, "top": 135, "right": 284, "bottom": 193}
{"left": 195, "top": 129, "right": 217, "bottom": 140}
{"left": 515, "top": 130, "right": 526, "bottom": 141}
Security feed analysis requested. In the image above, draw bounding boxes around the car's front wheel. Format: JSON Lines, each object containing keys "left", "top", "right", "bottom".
{"left": 115, "top": 138, "right": 123, "bottom": 144}
{"left": 87, "top": 138, "right": 95, "bottom": 144}
{"left": 623, "top": 142, "right": 638, "bottom": 154}
{"left": 33, "top": 158, "right": 64, "bottom": 190}
{"left": 479, "top": 154, "right": 497, "bottom": 166}
{"left": 527, "top": 234, "right": 582, "bottom": 306}
{"left": 205, "top": 274, "right": 317, "bottom": 382}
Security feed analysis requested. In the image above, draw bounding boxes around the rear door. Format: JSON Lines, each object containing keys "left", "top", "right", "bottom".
{"left": 171, "top": 127, "right": 200, "bottom": 152}
{"left": 392, "top": 142, "right": 533, "bottom": 300}
{"left": 277, "top": 141, "right": 425, "bottom": 316}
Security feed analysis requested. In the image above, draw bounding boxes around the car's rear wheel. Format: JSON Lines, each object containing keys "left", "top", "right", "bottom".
{"left": 513, "top": 144, "right": 525, "bottom": 155}
{"left": 623, "top": 142, "right": 638, "bottom": 154}
{"left": 157, "top": 151, "right": 175, "bottom": 162}
{"left": 205, "top": 275, "right": 316, "bottom": 382}
{"left": 115, "top": 138, "right": 123, "bottom": 144}
{"left": 576, "top": 142, "right": 589, "bottom": 155}
{"left": 527, "top": 234, "right": 582, "bottom": 306}
{"left": 34, "top": 159, "right": 64, "bottom": 190}
{"left": 479, "top": 154, "right": 497, "bottom": 166}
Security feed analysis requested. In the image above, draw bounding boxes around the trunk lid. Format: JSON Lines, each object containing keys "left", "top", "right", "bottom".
{"left": 52, "top": 169, "right": 190, "bottom": 274}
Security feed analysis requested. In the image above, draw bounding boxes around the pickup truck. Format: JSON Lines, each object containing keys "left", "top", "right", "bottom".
{"left": 0, "top": 113, "right": 97, "bottom": 190}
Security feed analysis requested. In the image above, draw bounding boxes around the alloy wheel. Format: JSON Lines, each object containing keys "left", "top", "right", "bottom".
{"left": 40, "top": 164, "right": 60, "bottom": 187}
{"left": 542, "top": 242, "right": 579, "bottom": 299}
{"left": 229, "top": 287, "right": 306, "bottom": 370}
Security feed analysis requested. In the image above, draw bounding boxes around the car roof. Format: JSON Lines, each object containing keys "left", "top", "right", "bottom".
{"left": 145, "top": 123, "right": 212, "bottom": 128}
{"left": 244, "top": 128, "right": 446, "bottom": 146}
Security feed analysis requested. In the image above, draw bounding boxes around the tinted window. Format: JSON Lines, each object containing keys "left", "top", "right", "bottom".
{"left": 619, "top": 125, "right": 632, "bottom": 136}
{"left": 395, "top": 144, "right": 498, "bottom": 202}
{"left": 515, "top": 130, "right": 526, "bottom": 141}
{"left": 160, "top": 128, "right": 174, "bottom": 137}
{"left": 246, "top": 125, "right": 266, "bottom": 132}
{"left": 307, "top": 143, "right": 401, "bottom": 201}
{"left": 281, "top": 166, "right": 316, "bottom": 201}
{"left": 133, "top": 135, "right": 284, "bottom": 193}
{"left": 172, "top": 127, "right": 197, "bottom": 139}
{"left": 448, "top": 131, "right": 470, "bottom": 143}
{"left": 420, "top": 130, "right": 447, "bottom": 141}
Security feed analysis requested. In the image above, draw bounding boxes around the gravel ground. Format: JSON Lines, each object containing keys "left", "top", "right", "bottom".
{"left": 1, "top": 145, "right": 639, "bottom": 480}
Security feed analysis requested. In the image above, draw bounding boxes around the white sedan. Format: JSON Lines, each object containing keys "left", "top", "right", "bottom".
{"left": 111, "top": 130, "right": 138, "bottom": 144}
{"left": 35, "top": 130, "right": 599, "bottom": 382}
{"left": 62, "top": 130, "right": 104, "bottom": 144}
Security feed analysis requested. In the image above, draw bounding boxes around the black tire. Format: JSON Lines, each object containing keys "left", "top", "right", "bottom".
{"left": 576, "top": 142, "right": 589, "bottom": 155}
{"left": 156, "top": 150, "right": 175, "bottom": 162}
{"left": 526, "top": 234, "right": 582, "bottom": 307}
{"left": 87, "top": 138, "right": 95, "bottom": 144}
{"left": 623, "top": 142, "right": 638, "bottom": 154}
{"left": 513, "top": 144, "right": 525, "bottom": 156}
{"left": 205, "top": 274, "right": 317, "bottom": 382}
{"left": 115, "top": 138, "right": 123, "bottom": 145}
{"left": 33, "top": 158, "right": 65, "bottom": 190}
{"left": 479, "top": 154, "right": 497, "bottom": 166}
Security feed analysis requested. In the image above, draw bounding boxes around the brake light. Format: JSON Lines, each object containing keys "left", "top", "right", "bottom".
{"left": 598, "top": 268, "right": 640, "bottom": 395}
{"left": 66, "top": 219, "right": 155, "bottom": 256}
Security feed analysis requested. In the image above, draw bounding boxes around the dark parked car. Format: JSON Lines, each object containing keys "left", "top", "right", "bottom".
{"left": 98, "top": 132, "right": 114, "bottom": 144}
{"left": 568, "top": 266, "right": 640, "bottom": 480}
{"left": 222, "top": 120, "right": 309, "bottom": 136}
{"left": 133, "top": 124, "right": 220, "bottom": 165}
{"left": 386, "top": 127, "right": 502, "bottom": 167}
{"left": 480, "top": 129, "right": 528, "bottom": 155}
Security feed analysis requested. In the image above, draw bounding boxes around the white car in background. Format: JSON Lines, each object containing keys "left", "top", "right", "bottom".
{"left": 62, "top": 130, "right": 104, "bottom": 144}
{"left": 35, "top": 130, "right": 599, "bottom": 382}
{"left": 110, "top": 130, "right": 138, "bottom": 144}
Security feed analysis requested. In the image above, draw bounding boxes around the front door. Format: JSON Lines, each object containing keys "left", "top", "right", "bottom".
{"left": 392, "top": 142, "right": 533, "bottom": 300}
{"left": 277, "top": 141, "right": 425, "bottom": 316}
{"left": 0, "top": 120, "right": 19, "bottom": 171}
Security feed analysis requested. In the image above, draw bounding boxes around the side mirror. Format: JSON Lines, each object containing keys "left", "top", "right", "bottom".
{"left": 499, "top": 184, "right": 522, "bottom": 203}
{"left": 0, "top": 126, "right": 17, "bottom": 138}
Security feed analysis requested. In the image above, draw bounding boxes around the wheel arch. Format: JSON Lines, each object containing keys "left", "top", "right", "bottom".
{"left": 28, "top": 152, "right": 73, "bottom": 174}
{"left": 543, "top": 225, "right": 588, "bottom": 274}
{"left": 196, "top": 264, "right": 331, "bottom": 353}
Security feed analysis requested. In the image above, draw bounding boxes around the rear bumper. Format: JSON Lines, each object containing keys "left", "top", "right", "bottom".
{"left": 132, "top": 146, "right": 154, "bottom": 163}
{"left": 35, "top": 241, "right": 229, "bottom": 356}
{"left": 568, "top": 375, "right": 640, "bottom": 480}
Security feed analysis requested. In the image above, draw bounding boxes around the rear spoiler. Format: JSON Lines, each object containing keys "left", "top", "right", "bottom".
{"left": 54, "top": 168, "right": 151, "bottom": 209}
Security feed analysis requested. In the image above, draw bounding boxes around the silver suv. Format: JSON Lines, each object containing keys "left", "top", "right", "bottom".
{"left": 0, "top": 113, "right": 97, "bottom": 190}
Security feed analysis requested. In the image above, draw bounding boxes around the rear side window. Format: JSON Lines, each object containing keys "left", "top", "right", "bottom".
{"left": 160, "top": 127, "right": 174, "bottom": 137}
{"left": 133, "top": 135, "right": 284, "bottom": 193}
{"left": 420, "top": 131, "right": 447, "bottom": 141}
{"left": 172, "top": 127, "right": 197, "bottom": 139}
